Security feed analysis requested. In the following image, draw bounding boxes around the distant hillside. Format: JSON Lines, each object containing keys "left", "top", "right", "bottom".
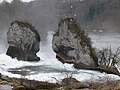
{"left": 58, "top": 0, "right": 120, "bottom": 31}
{"left": 0, "top": 0, "right": 120, "bottom": 40}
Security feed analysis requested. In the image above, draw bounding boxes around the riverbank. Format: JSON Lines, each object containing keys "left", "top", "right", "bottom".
{"left": 0, "top": 73, "right": 120, "bottom": 90}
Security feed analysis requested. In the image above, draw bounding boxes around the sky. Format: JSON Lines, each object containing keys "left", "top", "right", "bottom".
{"left": 0, "top": 0, "right": 34, "bottom": 3}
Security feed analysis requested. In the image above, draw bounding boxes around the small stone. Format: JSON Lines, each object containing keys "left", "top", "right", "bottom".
{"left": 13, "top": 85, "right": 25, "bottom": 90}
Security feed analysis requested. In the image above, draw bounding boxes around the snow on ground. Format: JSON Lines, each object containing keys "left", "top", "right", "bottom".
{"left": 0, "top": 85, "right": 12, "bottom": 90}
{"left": 0, "top": 31, "right": 120, "bottom": 83}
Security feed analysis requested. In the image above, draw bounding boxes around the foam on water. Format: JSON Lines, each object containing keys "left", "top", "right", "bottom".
{"left": 0, "top": 31, "right": 120, "bottom": 83}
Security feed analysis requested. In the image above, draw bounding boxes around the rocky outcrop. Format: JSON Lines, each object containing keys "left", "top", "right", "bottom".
{"left": 52, "top": 18, "right": 98, "bottom": 68}
{"left": 0, "top": 74, "right": 60, "bottom": 90}
{"left": 6, "top": 20, "right": 40, "bottom": 61}
{"left": 1, "top": 73, "right": 120, "bottom": 90}
{"left": 60, "top": 78, "right": 89, "bottom": 90}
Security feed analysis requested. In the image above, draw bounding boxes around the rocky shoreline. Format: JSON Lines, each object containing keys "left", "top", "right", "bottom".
{"left": 0, "top": 73, "right": 59, "bottom": 90}
{"left": 0, "top": 73, "right": 120, "bottom": 90}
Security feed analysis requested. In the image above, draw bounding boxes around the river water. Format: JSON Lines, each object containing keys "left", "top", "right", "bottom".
{"left": 0, "top": 30, "right": 120, "bottom": 83}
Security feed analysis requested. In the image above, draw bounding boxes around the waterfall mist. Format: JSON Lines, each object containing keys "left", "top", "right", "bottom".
{"left": 0, "top": 0, "right": 120, "bottom": 54}
{"left": 0, "top": 0, "right": 58, "bottom": 54}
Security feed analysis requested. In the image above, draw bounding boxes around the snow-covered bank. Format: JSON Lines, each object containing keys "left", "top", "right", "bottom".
{"left": 0, "top": 85, "right": 12, "bottom": 90}
{"left": 0, "top": 31, "right": 120, "bottom": 83}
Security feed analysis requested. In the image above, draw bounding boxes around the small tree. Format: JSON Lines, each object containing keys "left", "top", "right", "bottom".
{"left": 97, "top": 47, "right": 120, "bottom": 66}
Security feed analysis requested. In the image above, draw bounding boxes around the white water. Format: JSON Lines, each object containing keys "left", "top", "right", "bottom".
{"left": 0, "top": 31, "right": 120, "bottom": 83}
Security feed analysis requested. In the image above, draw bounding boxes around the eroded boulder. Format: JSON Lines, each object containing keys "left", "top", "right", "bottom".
{"left": 6, "top": 20, "right": 40, "bottom": 61}
{"left": 52, "top": 18, "right": 98, "bottom": 68}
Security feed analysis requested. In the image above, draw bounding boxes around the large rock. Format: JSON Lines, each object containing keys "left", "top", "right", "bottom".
{"left": 52, "top": 18, "right": 98, "bottom": 68}
{"left": 6, "top": 20, "right": 40, "bottom": 61}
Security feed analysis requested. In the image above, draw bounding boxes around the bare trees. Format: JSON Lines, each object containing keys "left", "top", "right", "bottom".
{"left": 97, "top": 47, "right": 120, "bottom": 67}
